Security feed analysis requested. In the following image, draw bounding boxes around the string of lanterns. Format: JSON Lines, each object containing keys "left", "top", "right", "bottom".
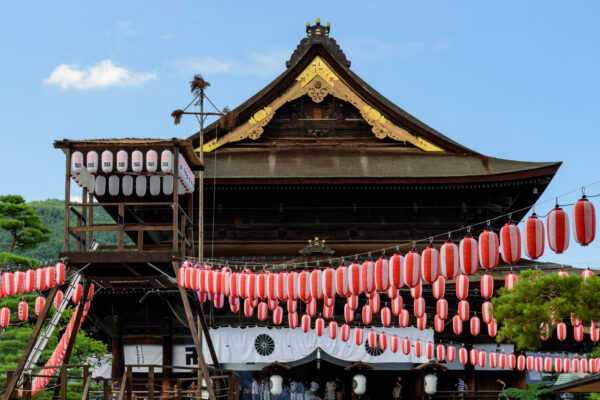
{"left": 28, "top": 284, "right": 94, "bottom": 395}
{"left": 0, "top": 263, "right": 66, "bottom": 328}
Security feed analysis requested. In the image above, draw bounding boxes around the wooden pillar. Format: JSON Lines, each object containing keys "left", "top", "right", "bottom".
{"left": 87, "top": 191, "right": 93, "bottom": 250}
{"left": 64, "top": 147, "right": 71, "bottom": 252}
{"left": 148, "top": 366, "right": 155, "bottom": 400}
{"left": 126, "top": 366, "right": 133, "bottom": 400}
{"left": 172, "top": 147, "right": 179, "bottom": 253}
{"left": 103, "top": 381, "right": 109, "bottom": 400}
{"left": 3, "top": 286, "right": 59, "bottom": 400}
{"left": 82, "top": 365, "right": 90, "bottom": 400}
{"left": 21, "top": 375, "right": 31, "bottom": 400}
{"left": 162, "top": 319, "right": 173, "bottom": 396}
{"left": 172, "top": 262, "right": 216, "bottom": 400}
{"left": 465, "top": 363, "right": 475, "bottom": 399}
{"left": 512, "top": 366, "right": 526, "bottom": 390}
{"left": 111, "top": 333, "right": 123, "bottom": 381}
{"left": 60, "top": 366, "right": 67, "bottom": 400}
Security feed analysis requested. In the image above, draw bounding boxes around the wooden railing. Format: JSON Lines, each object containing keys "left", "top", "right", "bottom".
{"left": 5, "top": 364, "right": 238, "bottom": 400}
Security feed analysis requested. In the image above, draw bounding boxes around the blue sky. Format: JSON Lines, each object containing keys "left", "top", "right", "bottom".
{"left": 1, "top": 1, "right": 599, "bottom": 266}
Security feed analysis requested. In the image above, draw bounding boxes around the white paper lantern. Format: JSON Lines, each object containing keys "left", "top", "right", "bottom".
{"left": 116, "top": 150, "right": 128, "bottom": 173}
{"left": 95, "top": 175, "right": 106, "bottom": 196}
{"left": 149, "top": 175, "right": 160, "bottom": 196}
{"left": 86, "top": 151, "right": 98, "bottom": 174}
{"left": 131, "top": 150, "right": 143, "bottom": 174}
{"left": 135, "top": 175, "right": 147, "bottom": 197}
{"left": 108, "top": 175, "right": 119, "bottom": 196}
{"left": 101, "top": 150, "right": 113, "bottom": 173}
{"left": 163, "top": 175, "right": 174, "bottom": 195}
{"left": 161, "top": 150, "right": 174, "bottom": 174}
{"left": 146, "top": 150, "right": 158, "bottom": 174}
{"left": 122, "top": 175, "right": 133, "bottom": 196}
{"left": 353, "top": 375, "right": 366, "bottom": 395}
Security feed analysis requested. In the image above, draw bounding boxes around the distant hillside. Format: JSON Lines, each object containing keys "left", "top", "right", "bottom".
{"left": 0, "top": 199, "right": 121, "bottom": 263}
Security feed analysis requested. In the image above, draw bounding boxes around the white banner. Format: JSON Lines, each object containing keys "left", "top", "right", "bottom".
{"left": 124, "top": 344, "right": 163, "bottom": 373}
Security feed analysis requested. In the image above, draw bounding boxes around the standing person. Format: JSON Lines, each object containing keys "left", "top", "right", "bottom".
{"left": 325, "top": 379, "right": 336, "bottom": 400}
{"left": 252, "top": 378, "right": 260, "bottom": 400}
{"left": 289, "top": 380, "right": 298, "bottom": 400}
{"left": 392, "top": 377, "right": 403, "bottom": 400}
{"left": 334, "top": 379, "right": 343, "bottom": 400}
{"left": 455, "top": 378, "right": 468, "bottom": 399}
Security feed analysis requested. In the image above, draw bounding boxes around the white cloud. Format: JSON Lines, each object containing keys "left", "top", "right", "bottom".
{"left": 44, "top": 60, "right": 156, "bottom": 90}
{"left": 171, "top": 48, "right": 289, "bottom": 77}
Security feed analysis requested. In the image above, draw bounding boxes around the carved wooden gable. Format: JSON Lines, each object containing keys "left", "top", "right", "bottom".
{"left": 202, "top": 56, "right": 445, "bottom": 153}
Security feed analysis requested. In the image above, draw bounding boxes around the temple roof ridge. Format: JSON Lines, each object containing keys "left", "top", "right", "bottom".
{"left": 286, "top": 19, "right": 351, "bottom": 68}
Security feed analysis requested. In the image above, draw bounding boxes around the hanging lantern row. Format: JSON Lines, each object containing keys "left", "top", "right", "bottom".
{"left": 0, "top": 262, "right": 65, "bottom": 298}
{"left": 30, "top": 292, "right": 93, "bottom": 395}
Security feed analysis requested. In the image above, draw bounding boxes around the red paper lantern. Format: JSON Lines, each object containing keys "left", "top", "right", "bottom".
{"left": 257, "top": 302, "right": 268, "bottom": 321}
{"left": 459, "top": 347, "right": 468, "bottom": 365}
{"left": 582, "top": 268, "right": 594, "bottom": 279}
{"left": 469, "top": 349, "right": 478, "bottom": 366}
{"left": 404, "top": 250, "right": 421, "bottom": 288}
{"left": 470, "top": 316, "right": 481, "bottom": 336}
{"left": 426, "top": 341, "right": 434, "bottom": 360}
{"left": 562, "top": 357, "right": 571, "bottom": 373}
{"left": 572, "top": 358, "right": 580, "bottom": 373}
{"left": 238, "top": 272, "right": 248, "bottom": 298}
{"left": 421, "top": 246, "right": 440, "bottom": 284}
{"left": 500, "top": 222, "right": 521, "bottom": 264}
{"left": 548, "top": 207, "right": 570, "bottom": 253}
{"left": 213, "top": 294, "right": 225, "bottom": 309}
{"left": 347, "top": 295, "right": 358, "bottom": 310}
{"left": 55, "top": 262, "right": 66, "bottom": 286}
{"left": 2, "top": 272, "right": 14, "bottom": 296}
{"left": 388, "top": 253, "right": 404, "bottom": 288}
{"left": 13, "top": 271, "right": 23, "bottom": 295}
{"left": 299, "top": 270, "right": 310, "bottom": 301}
{"left": 488, "top": 320, "right": 498, "bottom": 337}
{"left": 35, "top": 268, "right": 46, "bottom": 292}
{"left": 229, "top": 273, "right": 239, "bottom": 298}
{"left": 436, "top": 299, "right": 448, "bottom": 320}
{"left": 341, "top": 324, "right": 350, "bottom": 342}
{"left": 479, "top": 229, "right": 499, "bottom": 270}
{"left": 573, "top": 197, "right": 596, "bottom": 246}
{"left": 399, "top": 309, "right": 410, "bottom": 328}
{"left": 221, "top": 267, "right": 231, "bottom": 297}
{"left": 523, "top": 214, "right": 545, "bottom": 259}
{"left": 380, "top": 306, "right": 392, "bottom": 327}
{"left": 315, "top": 317, "right": 325, "bottom": 336}
{"left": 535, "top": 356, "right": 543, "bottom": 373}
{"left": 344, "top": 304, "right": 354, "bottom": 322}
{"left": 440, "top": 241, "right": 459, "bottom": 279}
{"left": 323, "top": 296, "right": 334, "bottom": 308}
{"left": 434, "top": 314, "right": 445, "bottom": 333}
{"left": 257, "top": 272, "right": 267, "bottom": 299}
{"left": 273, "top": 306, "right": 283, "bottom": 325}
{"left": 288, "top": 312, "right": 298, "bottom": 329}
{"left": 24, "top": 269, "right": 35, "bottom": 293}
{"left": 335, "top": 266, "right": 348, "bottom": 297}
{"left": 229, "top": 296, "right": 240, "bottom": 313}
{"left": 459, "top": 236, "right": 478, "bottom": 275}
{"left": 354, "top": 327, "right": 364, "bottom": 346}
{"left": 414, "top": 297, "right": 425, "bottom": 318}
{"left": 432, "top": 276, "right": 445, "bottom": 300}
{"left": 243, "top": 299, "right": 254, "bottom": 317}
{"left": 72, "top": 283, "right": 82, "bottom": 304}
{"left": 287, "top": 271, "right": 299, "bottom": 300}
{"left": 499, "top": 353, "right": 507, "bottom": 369}
{"left": 478, "top": 351, "right": 487, "bottom": 368}
{"left": 489, "top": 352, "right": 498, "bottom": 369}
{"left": 53, "top": 290, "right": 63, "bottom": 310}
{"left": 287, "top": 299, "right": 297, "bottom": 313}
{"left": 0, "top": 307, "right": 9, "bottom": 328}
{"left": 369, "top": 292, "right": 381, "bottom": 314}
{"left": 402, "top": 337, "right": 411, "bottom": 355}
{"left": 505, "top": 272, "right": 518, "bottom": 290}
{"left": 391, "top": 296, "right": 403, "bottom": 316}
{"left": 322, "top": 268, "right": 336, "bottom": 298}
{"left": 410, "top": 280, "right": 422, "bottom": 299}
{"left": 458, "top": 300, "right": 470, "bottom": 321}
{"left": 453, "top": 315, "right": 463, "bottom": 335}
{"left": 482, "top": 301, "right": 493, "bottom": 324}
{"left": 390, "top": 335, "right": 398, "bottom": 353}
{"left": 361, "top": 260, "right": 375, "bottom": 294}
{"left": 517, "top": 355, "right": 526, "bottom": 371}
{"left": 301, "top": 314, "right": 311, "bottom": 333}
{"left": 456, "top": 274, "right": 469, "bottom": 300}
{"left": 480, "top": 274, "right": 494, "bottom": 299}
{"left": 417, "top": 314, "right": 427, "bottom": 330}
{"left": 18, "top": 301, "right": 28, "bottom": 321}
{"left": 362, "top": 304, "right": 372, "bottom": 324}
{"left": 414, "top": 340, "right": 423, "bottom": 357}
{"left": 328, "top": 321, "right": 338, "bottom": 339}
{"left": 591, "top": 324, "right": 600, "bottom": 342}
{"left": 323, "top": 304, "right": 333, "bottom": 319}
{"left": 558, "top": 269, "right": 569, "bottom": 278}
{"left": 447, "top": 346, "right": 456, "bottom": 363}
{"left": 375, "top": 258, "right": 389, "bottom": 291}
{"left": 378, "top": 332, "right": 387, "bottom": 350}
{"left": 310, "top": 269, "right": 323, "bottom": 300}
{"left": 574, "top": 324, "right": 584, "bottom": 342}
{"left": 178, "top": 267, "right": 187, "bottom": 288}
{"left": 348, "top": 263, "right": 361, "bottom": 295}
{"left": 307, "top": 298, "right": 317, "bottom": 317}
{"left": 557, "top": 322, "right": 567, "bottom": 341}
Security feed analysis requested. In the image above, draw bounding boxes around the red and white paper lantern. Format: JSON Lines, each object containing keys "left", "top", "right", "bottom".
{"left": 53, "top": 290, "right": 63, "bottom": 309}
{"left": 557, "top": 322, "right": 567, "bottom": 341}
{"left": 72, "top": 284, "right": 83, "bottom": 304}
{"left": 489, "top": 352, "right": 498, "bottom": 369}
{"left": 440, "top": 241, "right": 459, "bottom": 279}
{"left": 447, "top": 346, "right": 456, "bottom": 363}
{"left": 347, "top": 295, "right": 358, "bottom": 311}
{"left": 517, "top": 355, "right": 526, "bottom": 371}
{"left": 243, "top": 299, "right": 254, "bottom": 317}
{"left": 482, "top": 301, "right": 493, "bottom": 324}
{"left": 341, "top": 324, "right": 350, "bottom": 342}
{"left": 380, "top": 306, "right": 392, "bottom": 327}
{"left": 436, "top": 299, "right": 448, "bottom": 320}
{"left": 390, "top": 335, "right": 398, "bottom": 353}
{"left": 362, "top": 304, "right": 372, "bottom": 325}
{"left": 2, "top": 272, "right": 14, "bottom": 296}
{"left": 505, "top": 272, "right": 518, "bottom": 290}
{"left": 404, "top": 251, "right": 421, "bottom": 288}
{"left": 229, "top": 296, "right": 240, "bottom": 313}
{"left": 0, "top": 307, "right": 9, "bottom": 328}
{"left": 488, "top": 320, "right": 498, "bottom": 338}
{"left": 548, "top": 207, "right": 570, "bottom": 254}
{"left": 480, "top": 274, "right": 494, "bottom": 299}
{"left": 582, "top": 268, "right": 594, "bottom": 279}
{"left": 453, "top": 315, "right": 463, "bottom": 335}
{"left": 459, "top": 347, "right": 468, "bottom": 365}
{"left": 288, "top": 312, "right": 298, "bottom": 329}
{"left": 307, "top": 298, "right": 317, "bottom": 317}
{"left": 348, "top": 263, "right": 361, "bottom": 295}
{"left": 299, "top": 270, "right": 311, "bottom": 301}
{"left": 426, "top": 342, "right": 434, "bottom": 360}
{"left": 402, "top": 338, "right": 411, "bottom": 355}
{"left": 388, "top": 254, "right": 404, "bottom": 289}
{"left": 354, "top": 327, "right": 364, "bottom": 346}
{"left": 301, "top": 314, "right": 311, "bottom": 333}
{"left": 469, "top": 349, "right": 478, "bottom": 366}
{"left": 573, "top": 197, "right": 596, "bottom": 246}
{"left": 378, "top": 332, "right": 388, "bottom": 350}
{"left": 456, "top": 274, "right": 469, "bottom": 300}
{"left": 432, "top": 276, "right": 445, "bottom": 300}
{"left": 24, "top": 269, "right": 35, "bottom": 293}
{"left": 508, "top": 354, "right": 516, "bottom": 370}
{"left": 391, "top": 296, "right": 403, "bottom": 316}
{"left": 257, "top": 302, "right": 268, "bottom": 321}
{"left": 414, "top": 340, "right": 423, "bottom": 358}
{"left": 375, "top": 258, "right": 389, "bottom": 291}
{"left": 434, "top": 314, "right": 445, "bottom": 333}
{"left": 478, "top": 351, "right": 487, "bottom": 368}
{"left": 323, "top": 304, "right": 333, "bottom": 319}
{"left": 500, "top": 222, "right": 521, "bottom": 264}
{"left": 315, "top": 317, "right": 325, "bottom": 336}
{"left": 458, "top": 300, "right": 470, "bottom": 321}
{"left": 459, "top": 236, "right": 478, "bottom": 275}
{"left": 421, "top": 246, "right": 440, "bottom": 284}
{"left": 369, "top": 292, "right": 381, "bottom": 314}
{"left": 414, "top": 297, "right": 426, "bottom": 318}
{"left": 399, "top": 309, "right": 410, "bottom": 328}
{"left": 410, "top": 281, "right": 423, "bottom": 299}
{"left": 335, "top": 266, "right": 348, "bottom": 297}
{"left": 479, "top": 229, "right": 500, "bottom": 270}
{"left": 417, "top": 314, "right": 427, "bottom": 330}
{"left": 322, "top": 268, "right": 336, "bottom": 299}
{"left": 328, "top": 321, "right": 338, "bottom": 339}
{"left": 574, "top": 324, "right": 584, "bottom": 342}
{"left": 361, "top": 260, "right": 375, "bottom": 294}
{"left": 310, "top": 270, "right": 323, "bottom": 300}
{"left": 344, "top": 304, "right": 354, "bottom": 322}
{"left": 18, "top": 301, "right": 28, "bottom": 321}
{"left": 470, "top": 316, "right": 481, "bottom": 336}
{"left": 523, "top": 214, "right": 545, "bottom": 259}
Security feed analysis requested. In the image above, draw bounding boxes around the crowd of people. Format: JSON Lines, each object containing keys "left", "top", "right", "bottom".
{"left": 245, "top": 377, "right": 344, "bottom": 400}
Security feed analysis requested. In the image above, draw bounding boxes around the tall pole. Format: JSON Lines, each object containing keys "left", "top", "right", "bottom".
{"left": 198, "top": 88, "right": 204, "bottom": 262}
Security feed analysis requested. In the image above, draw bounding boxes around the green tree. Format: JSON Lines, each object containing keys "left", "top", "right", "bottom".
{"left": 0, "top": 195, "right": 50, "bottom": 268}
{"left": 492, "top": 270, "right": 600, "bottom": 350}
{"left": 502, "top": 375, "right": 557, "bottom": 400}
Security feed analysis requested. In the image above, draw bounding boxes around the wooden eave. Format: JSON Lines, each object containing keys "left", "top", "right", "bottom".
{"left": 189, "top": 43, "right": 475, "bottom": 155}
{"left": 54, "top": 138, "right": 203, "bottom": 170}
